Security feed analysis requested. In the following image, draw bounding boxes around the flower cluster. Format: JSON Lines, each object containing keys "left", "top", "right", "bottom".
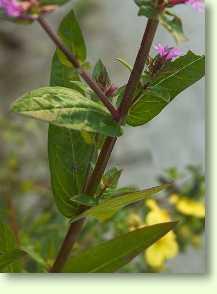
{"left": 154, "top": 43, "right": 181, "bottom": 61}
{"left": 144, "top": 43, "right": 181, "bottom": 78}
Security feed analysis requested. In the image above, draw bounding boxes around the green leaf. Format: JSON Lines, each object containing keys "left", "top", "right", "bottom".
{"left": 71, "top": 194, "right": 99, "bottom": 207}
{"left": 0, "top": 223, "right": 23, "bottom": 272}
{"left": 116, "top": 58, "right": 133, "bottom": 72}
{"left": 57, "top": 9, "right": 87, "bottom": 67}
{"left": 48, "top": 125, "right": 97, "bottom": 217}
{"left": 71, "top": 185, "right": 168, "bottom": 222}
{"left": 0, "top": 249, "right": 26, "bottom": 272}
{"left": 102, "top": 186, "right": 138, "bottom": 199}
{"left": 63, "top": 221, "right": 177, "bottom": 273}
{"left": 159, "top": 11, "right": 187, "bottom": 44}
{"left": 127, "top": 51, "right": 205, "bottom": 126}
{"left": 50, "top": 52, "right": 92, "bottom": 97}
{"left": 11, "top": 86, "right": 122, "bottom": 137}
{"left": 50, "top": 52, "right": 80, "bottom": 88}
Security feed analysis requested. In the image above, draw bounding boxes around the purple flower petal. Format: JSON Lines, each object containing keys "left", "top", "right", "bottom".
{"left": 154, "top": 43, "right": 181, "bottom": 61}
{"left": 187, "top": 0, "right": 204, "bottom": 13}
{"left": 0, "top": 0, "right": 24, "bottom": 17}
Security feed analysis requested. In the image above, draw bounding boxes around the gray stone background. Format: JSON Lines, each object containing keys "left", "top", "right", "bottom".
{"left": 0, "top": 0, "right": 205, "bottom": 273}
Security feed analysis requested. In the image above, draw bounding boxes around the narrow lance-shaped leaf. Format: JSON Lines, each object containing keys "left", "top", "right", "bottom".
{"left": 63, "top": 221, "right": 177, "bottom": 273}
{"left": 127, "top": 51, "right": 205, "bottom": 126}
{"left": 116, "top": 58, "right": 133, "bottom": 72}
{"left": 11, "top": 86, "right": 122, "bottom": 137}
{"left": 71, "top": 184, "right": 169, "bottom": 223}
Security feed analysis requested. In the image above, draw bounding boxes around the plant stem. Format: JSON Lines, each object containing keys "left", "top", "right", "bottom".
{"left": 37, "top": 16, "right": 119, "bottom": 121}
{"left": 48, "top": 18, "right": 158, "bottom": 273}
{"left": 50, "top": 218, "right": 84, "bottom": 273}
{"left": 118, "top": 19, "right": 159, "bottom": 118}
{"left": 85, "top": 19, "right": 159, "bottom": 194}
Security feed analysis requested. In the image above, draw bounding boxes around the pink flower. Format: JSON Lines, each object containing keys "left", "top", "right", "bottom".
{"left": 187, "top": 0, "right": 204, "bottom": 13}
{"left": 0, "top": 0, "right": 24, "bottom": 17}
{"left": 154, "top": 43, "right": 181, "bottom": 61}
{"left": 169, "top": 0, "right": 204, "bottom": 12}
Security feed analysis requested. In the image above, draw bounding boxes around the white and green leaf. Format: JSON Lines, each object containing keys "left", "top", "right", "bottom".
{"left": 11, "top": 86, "right": 122, "bottom": 137}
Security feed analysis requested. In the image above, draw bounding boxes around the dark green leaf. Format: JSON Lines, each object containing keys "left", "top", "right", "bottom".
{"left": 57, "top": 9, "right": 87, "bottom": 67}
{"left": 50, "top": 52, "right": 92, "bottom": 97}
{"left": 71, "top": 185, "right": 169, "bottom": 222}
{"left": 160, "top": 11, "right": 187, "bottom": 43}
{"left": 63, "top": 221, "right": 177, "bottom": 273}
{"left": 11, "top": 86, "right": 122, "bottom": 137}
{"left": 50, "top": 52, "right": 80, "bottom": 88}
{"left": 48, "top": 125, "right": 97, "bottom": 217}
{"left": 127, "top": 51, "right": 205, "bottom": 126}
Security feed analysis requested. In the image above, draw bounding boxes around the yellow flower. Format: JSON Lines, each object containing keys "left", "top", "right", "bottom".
{"left": 145, "top": 231, "right": 178, "bottom": 270}
{"left": 144, "top": 199, "right": 179, "bottom": 270}
{"left": 170, "top": 194, "right": 205, "bottom": 218}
